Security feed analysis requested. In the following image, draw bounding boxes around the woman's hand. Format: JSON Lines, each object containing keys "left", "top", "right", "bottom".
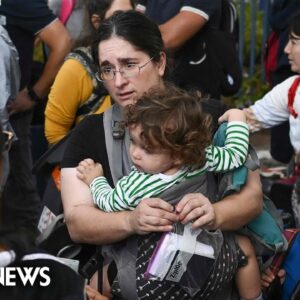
{"left": 175, "top": 193, "right": 215, "bottom": 230}
{"left": 128, "top": 198, "right": 179, "bottom": 235}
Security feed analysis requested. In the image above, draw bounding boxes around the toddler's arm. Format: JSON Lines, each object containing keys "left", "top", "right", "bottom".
{"left": 206, "top": 109, "right": 249, "bottom": 172}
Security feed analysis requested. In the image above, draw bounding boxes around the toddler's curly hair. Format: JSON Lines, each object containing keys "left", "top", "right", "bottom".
{"left": 126, "top": 84, "right": 212, "bottom": 168}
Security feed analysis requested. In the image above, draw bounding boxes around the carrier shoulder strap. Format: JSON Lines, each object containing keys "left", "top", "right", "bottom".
{"left": 67, "top": 48, "right": 107, "bottom": 118}
{"left": 288, "top": 76, "right": 300, "bottom": 118}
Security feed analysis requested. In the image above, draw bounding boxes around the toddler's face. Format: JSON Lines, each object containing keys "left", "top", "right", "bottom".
{"left": 128, "top": 124, "right": 180, "bottom": 175}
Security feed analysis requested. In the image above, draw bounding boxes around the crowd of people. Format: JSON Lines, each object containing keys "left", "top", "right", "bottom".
{"left": 0, "top": 0, "right": 299, "bottom": 299}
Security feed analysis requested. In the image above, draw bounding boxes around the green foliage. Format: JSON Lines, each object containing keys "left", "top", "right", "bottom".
{"left": 229, "top": 0, "right": 271, "bottom": 107}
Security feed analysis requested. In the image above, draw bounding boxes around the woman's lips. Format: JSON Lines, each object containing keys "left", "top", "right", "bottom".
{"left": 118, "top": 91, "right": 134, "bottom": 101}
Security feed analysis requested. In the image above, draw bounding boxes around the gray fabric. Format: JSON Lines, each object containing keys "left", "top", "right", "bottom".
{"left": 244, "top": 145, "right": 260, "bottom": 171}
{"left": 103, "top": 105, "right": 131, "bottom": 185}
{"left": 0, "top": 25, "right": 20, "bottom": 133}
{"left": 48, "top": 0, "right": 87, "bottom": 41}
{"left": 0, "top": 25, "right": 20, "bottom": 190}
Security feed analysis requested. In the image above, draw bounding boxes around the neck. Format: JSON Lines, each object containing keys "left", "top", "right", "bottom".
{"left": 162, "top": 165, "right": 181, "bottom": 175}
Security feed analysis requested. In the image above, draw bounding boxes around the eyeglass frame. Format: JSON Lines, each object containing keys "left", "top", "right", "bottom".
{"left": 0, "top": 131, "right": 14, "bottom": 152}
{"left": 96, "top": 56, "right": 155, "bottom": 82}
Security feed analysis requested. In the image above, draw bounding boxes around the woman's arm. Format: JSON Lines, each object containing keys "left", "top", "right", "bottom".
{"left": 61, "top": 167, "right": 132, "bottom": 244}
{"left": 213, "top": 169, "right": 263, "bottom": 230}
{"left": 61, "top": 168, "right": 178, "bottom": 244}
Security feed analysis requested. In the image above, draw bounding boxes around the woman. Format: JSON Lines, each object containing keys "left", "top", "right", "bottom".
{"left": 45, "top": 0, "right": 134, "bottom": 145}
{"left": 61, "top": 11, "right": 263, "bottom": 299}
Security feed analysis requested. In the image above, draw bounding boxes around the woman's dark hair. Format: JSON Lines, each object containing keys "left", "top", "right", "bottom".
{"left": 289, "top": 13, "right": 300, "bottom": 37}
{"left": 91, "top": 10, "right": 164, "bottom": 66}
{"left": 75, "top": 0, "right": 135, "bottom": 47}
{"left": 87, "top": 0, "right": 135, "bottom": 23}
{"left": 126, "top": 84, "right": 212, "bottom": 169}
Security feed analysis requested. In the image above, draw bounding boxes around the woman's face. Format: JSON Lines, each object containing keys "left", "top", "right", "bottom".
{"left": 98, "top": 36, "right": 166, "bottom": 108}
{"left": 284, "top": 31, "right": 300, "bottom": 73}
{"left": 104, "top": 0, "right": 133, "bottom": 19}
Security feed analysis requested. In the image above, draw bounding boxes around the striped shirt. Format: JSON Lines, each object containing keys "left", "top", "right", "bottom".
{"left": 90, "top": 121, "right": 249, "bottom": 212}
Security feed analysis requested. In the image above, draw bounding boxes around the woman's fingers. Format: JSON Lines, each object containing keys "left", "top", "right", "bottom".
{"left": 176, "top": 193, "right": 215, "bottom": 229}
{"left": 129, "top": 198, "right": 178, "bottom": 234}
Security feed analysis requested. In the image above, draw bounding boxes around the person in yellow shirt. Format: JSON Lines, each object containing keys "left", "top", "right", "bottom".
{"left": 45, "top": 0, "right": 134, "bottom": 145}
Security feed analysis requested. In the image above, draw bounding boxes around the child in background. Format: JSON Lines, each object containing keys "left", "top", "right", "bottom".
{"left": 245, "top": 13, "right": 300, "bottom": 227}
{"left": 76, "top": 85, "right": 262, "bottom": 300}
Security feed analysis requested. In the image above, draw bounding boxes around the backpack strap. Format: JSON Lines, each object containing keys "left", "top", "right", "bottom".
{"left": 288, "top": 76, "right": 300, "bottom": 118}
{"left": 66, "top": 47, "right": 108, "bottom": 118}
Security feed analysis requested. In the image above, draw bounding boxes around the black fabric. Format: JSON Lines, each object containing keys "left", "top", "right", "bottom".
{"left": 137, "top": 0, "right": 226, "bottom": 98}
{"left": 270, "top": 122, "right": 294, "bottom": 164}
{"left": 174, "top": 29, "right": 242, "bottom": 97}
{"left": 142, "top": 0, "right": 222, "bottom": 29}
{"left": 61, "top": 114, "right": 114, "bottom": 186}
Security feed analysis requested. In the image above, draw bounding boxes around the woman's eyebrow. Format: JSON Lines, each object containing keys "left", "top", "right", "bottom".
{"left": 118, "top": 58, "right": 138, "bottom": 64}
{"left": 99, "top": 60, "right": 112, "bottom": 67}
{"left": 100, "top": 57, "right": 139, "bottom": 67}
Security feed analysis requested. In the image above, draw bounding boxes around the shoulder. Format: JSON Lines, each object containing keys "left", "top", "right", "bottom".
{"left": 267, "top": 75, "right": 299, "bottom": 100}
{"left": 61, "top": 58, "right": 91, "bottom": 81}
{"left": 279, "top": 75, "right": 300, "bottom": 89}
{"left": 180, "top": 0, "right": 222, "bottom": 20}
{"left": 74, "top": 114, "right": 104, "bottom": 133}
{"left": 61, "top": 114, "right": 105, "bottom": 167}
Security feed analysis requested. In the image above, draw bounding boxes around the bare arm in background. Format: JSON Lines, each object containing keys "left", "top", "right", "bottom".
{"left": 136, "top": 5, "right": 207, "bottom": 51}
{"left": 158, "top": 11, "right": 207, "bottom": 50}
{"left": 8, "top": 19, "right": 72, "bottom": 115}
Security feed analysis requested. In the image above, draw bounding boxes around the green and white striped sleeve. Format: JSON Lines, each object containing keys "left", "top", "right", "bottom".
{"left": 205, "top": 121, "right": 249, "bottom": 172}
{"left": 89, "top": 169, "right": 182, "bottom": 212}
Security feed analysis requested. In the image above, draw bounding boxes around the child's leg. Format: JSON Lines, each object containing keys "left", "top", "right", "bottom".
{"left": 235, "top": 235, "right": 262, "bottom": 300}
{"left": 89, "top": 264, "right": 112, "bottom": 298}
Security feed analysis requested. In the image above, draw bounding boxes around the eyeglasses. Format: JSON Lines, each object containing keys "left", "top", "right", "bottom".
{"left": 0, "top": 131, "right": 14, "bottom": 152}
{"left": 96, "top": 56, "right": 154, "bottom": 82}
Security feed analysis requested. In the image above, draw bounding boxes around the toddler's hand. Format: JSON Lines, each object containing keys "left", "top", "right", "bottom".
{"left": 218, "top": 108, "right": 246, "bottom": 124}
{"left": 76, "top": 158, "right": 103, "bottom": 186}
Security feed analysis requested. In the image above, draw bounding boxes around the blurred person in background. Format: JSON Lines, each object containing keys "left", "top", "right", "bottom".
{"left": 0, "top": 0, "right": 71, "bottom": 238}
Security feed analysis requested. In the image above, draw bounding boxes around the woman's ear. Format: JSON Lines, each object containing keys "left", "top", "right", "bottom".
{"left": 91, "top": 14, "right": 101, "bottom": 29}
{"left": 157, "top": 51, "right": 167, "bottom": 77}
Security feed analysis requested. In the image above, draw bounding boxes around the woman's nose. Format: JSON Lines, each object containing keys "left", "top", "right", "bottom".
{"left": 114, "top": 70, "right": 128, "bottom": 87}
